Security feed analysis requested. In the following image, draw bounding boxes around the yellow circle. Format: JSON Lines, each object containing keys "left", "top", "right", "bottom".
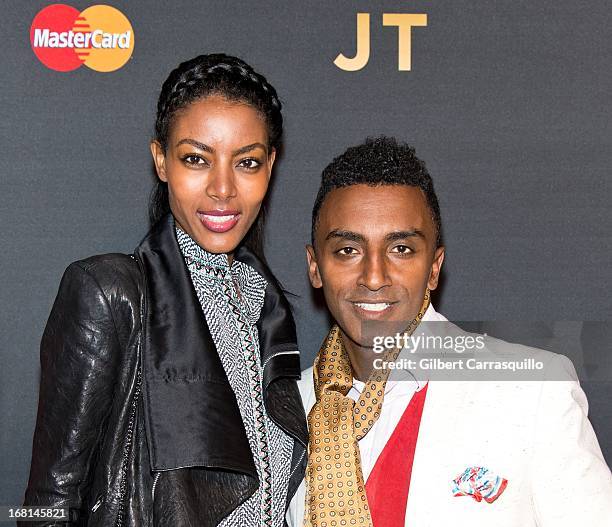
{"left": 76, "top": 5, "right": 134, "bottom": 72}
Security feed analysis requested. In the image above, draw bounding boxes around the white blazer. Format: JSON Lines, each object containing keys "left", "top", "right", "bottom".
{"left": 287, "top": 317, "right": 612, "bottom": 527}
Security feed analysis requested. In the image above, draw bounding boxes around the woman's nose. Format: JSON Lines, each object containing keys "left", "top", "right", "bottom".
{"left": 205, "top": 164, "right": 237, "bottom": 202}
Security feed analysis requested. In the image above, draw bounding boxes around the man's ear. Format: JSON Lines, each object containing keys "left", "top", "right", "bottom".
{"left": 306, "top": 244, "right": 323, "bottom": 289}
{"left": 427, "top": 246, "right": 445, "bottom": 290}
{"left": 150, "top": 140, "right": 168, "bottom": 182}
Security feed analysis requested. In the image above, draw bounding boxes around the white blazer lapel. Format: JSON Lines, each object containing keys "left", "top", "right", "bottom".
{"left": 406, "top": 380, "right": 468, "bottom": 525}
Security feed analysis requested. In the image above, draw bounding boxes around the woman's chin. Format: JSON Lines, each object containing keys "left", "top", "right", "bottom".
{"left": 193, "top": 231, "right": 244, "bottom": 255}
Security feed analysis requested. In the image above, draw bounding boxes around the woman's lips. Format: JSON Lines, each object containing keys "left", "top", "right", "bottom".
{"left": 197, "top": 210, "right": 241, "bottom": 233}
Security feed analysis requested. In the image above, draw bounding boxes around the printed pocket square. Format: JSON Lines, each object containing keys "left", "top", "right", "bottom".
{"left": 451, "top": 466, "right": 508, "bottom": 503}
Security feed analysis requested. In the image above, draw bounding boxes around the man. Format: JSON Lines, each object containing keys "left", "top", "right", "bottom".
{"left": 287, "top": 137, "right": 612, "bottom": 526}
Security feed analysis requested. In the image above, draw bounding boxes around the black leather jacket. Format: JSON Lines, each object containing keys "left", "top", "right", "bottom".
{"left": 22, "top": 214, "right": 308, "bottom": 526}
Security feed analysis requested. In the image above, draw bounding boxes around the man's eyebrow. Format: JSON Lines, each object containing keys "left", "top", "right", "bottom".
{"left": 325, "top": 230, "right": 366, "bottom": 243}
{"left": 176, "top": 138, "right": 214, "bottom": 153}
{"left": 385, "top": 230, "right": 426, "bottom": 242}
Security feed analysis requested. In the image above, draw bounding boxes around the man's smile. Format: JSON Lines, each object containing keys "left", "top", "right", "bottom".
{"left": 351, "top": 300, "right": 398, "bottom": 317}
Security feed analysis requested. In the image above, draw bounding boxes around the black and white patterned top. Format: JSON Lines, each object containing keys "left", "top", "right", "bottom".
{"left": 175, "top": 225, "right": 293, "bottom": 527}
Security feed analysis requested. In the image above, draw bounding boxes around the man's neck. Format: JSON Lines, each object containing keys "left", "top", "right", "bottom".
{"left": 341, "top": 330, "right": 374, "bottom": 382}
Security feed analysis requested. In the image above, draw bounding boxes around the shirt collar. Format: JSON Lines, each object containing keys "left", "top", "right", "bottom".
{"left": 175, "top": 224, "right": 231, "bottom": 277}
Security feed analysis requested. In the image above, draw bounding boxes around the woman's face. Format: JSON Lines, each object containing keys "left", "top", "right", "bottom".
{"left": 151, "top": 95, "right": 275, "bottom": 257}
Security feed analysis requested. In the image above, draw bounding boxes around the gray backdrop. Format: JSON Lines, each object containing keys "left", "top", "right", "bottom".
{"left": 2, "top": 0, "right": 611, "bottom": 508}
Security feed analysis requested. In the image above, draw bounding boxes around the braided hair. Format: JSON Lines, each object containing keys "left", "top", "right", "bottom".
{"left": 149, "top": 53, "right": 283, "bottom": 261}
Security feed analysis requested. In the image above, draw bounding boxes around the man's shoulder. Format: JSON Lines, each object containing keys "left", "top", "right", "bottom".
{"left": 437, "top": 319, "right": 579, "bottom": 382}
{"left": 480, "top": 331, "right": 578, "bottom": 381}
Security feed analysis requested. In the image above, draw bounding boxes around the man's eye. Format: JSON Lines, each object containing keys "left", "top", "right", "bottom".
{"left": 238, "top": 158, "right": 261, "bottom": 169}
{"left": 337, "top": 247, "right": 357, "bottom": 256}
{"left": 392, "top": 245, "right": 413, "bottom": 254}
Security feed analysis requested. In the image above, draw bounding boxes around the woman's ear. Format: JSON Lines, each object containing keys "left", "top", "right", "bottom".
{"left": 150, "top": 141, "right": 168, "bottom": 182}
{"left": 267, "top": 147, "right": 277, "bottom": 180}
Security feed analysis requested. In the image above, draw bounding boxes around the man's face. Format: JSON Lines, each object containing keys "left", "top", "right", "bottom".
{"left": 307, "top": 184, "right": 445, "bottom": 349}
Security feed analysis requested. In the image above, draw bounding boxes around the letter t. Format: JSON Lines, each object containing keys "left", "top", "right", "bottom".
{"left": 382, "top": 13, "right": 427, "bottom": 71}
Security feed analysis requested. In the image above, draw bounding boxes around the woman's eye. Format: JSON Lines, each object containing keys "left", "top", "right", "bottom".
{"left": 182, "top": 154, "right": 206, "bottom": 166}
{"left": 238, "top": 158, "right": 261, "bottom": 169}
{"left": 392, "top": 245, "right": 413, "bottom": 254}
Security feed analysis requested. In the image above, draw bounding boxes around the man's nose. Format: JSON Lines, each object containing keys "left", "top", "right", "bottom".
{"left": 358, "top": 252, "right": 391, "bottom": 291}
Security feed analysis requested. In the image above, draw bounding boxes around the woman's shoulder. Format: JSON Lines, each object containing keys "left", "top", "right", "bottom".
{"left": 60, "top": 252, "right": 143, "bottom": 303}
{"left": 71, "top": 252, "right": 139, "bottom": 273}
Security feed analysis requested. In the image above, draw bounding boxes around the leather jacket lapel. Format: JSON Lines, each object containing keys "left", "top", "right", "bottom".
{"left": 134, "top": 214, "right": 256, "bottom": 477}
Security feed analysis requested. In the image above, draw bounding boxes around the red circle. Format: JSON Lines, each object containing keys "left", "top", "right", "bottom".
{"left": 30, "top": 4, "right": 83, "bottom": 72}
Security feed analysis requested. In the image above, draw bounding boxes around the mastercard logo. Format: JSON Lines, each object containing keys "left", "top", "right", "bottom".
{"left": 30, "top": 4, "right": 134, "bottom": 72}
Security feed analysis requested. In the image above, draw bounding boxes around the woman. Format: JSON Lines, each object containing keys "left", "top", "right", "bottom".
{"left": 23, "top": 54, "right": 308, "bottom": 527}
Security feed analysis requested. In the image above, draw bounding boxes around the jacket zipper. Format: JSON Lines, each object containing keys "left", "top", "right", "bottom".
{"left": 152, "top": 472, "right": 161, "bottom": 502}
{"left": 114, "top": 254, "right": 146, "bottom": 526}
{"left": 114, "top": 363, "right": 142, "bottom": 526}
{"left": 91, "top": 495, "right": 103, "bottom": 513}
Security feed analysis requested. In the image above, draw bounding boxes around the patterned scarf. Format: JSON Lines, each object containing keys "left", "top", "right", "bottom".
{"left": 175, "top": 226, "right": 293, "bottom": 527}
{"left": 304, "top": 289, "right": 431, "bottom": 527}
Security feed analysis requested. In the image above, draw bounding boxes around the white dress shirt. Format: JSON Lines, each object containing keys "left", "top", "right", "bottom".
{"left": 344, "top": 303, "right": 444, "bottom": 481}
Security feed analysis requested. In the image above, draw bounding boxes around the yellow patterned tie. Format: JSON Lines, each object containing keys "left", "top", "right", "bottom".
{"left": 304, "top": 290, "right": 430, "bottom": 527}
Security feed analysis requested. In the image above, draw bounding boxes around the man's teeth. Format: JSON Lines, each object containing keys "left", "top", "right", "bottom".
{"left": 202, "top": 214, "right": 236, "bottom": 223}
{"left": 355, "top": 303, "right": 391, "bottom": 312}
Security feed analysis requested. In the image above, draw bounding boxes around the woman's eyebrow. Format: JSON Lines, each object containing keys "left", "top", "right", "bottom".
{"left": 176, "top": 138, "right": 214, "bottom": 153}
{"left": 232, "top": 142, "right": 267, "bottom": 156}
{"left": 174, "top": 139, "right": 267, "bottom": 157}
